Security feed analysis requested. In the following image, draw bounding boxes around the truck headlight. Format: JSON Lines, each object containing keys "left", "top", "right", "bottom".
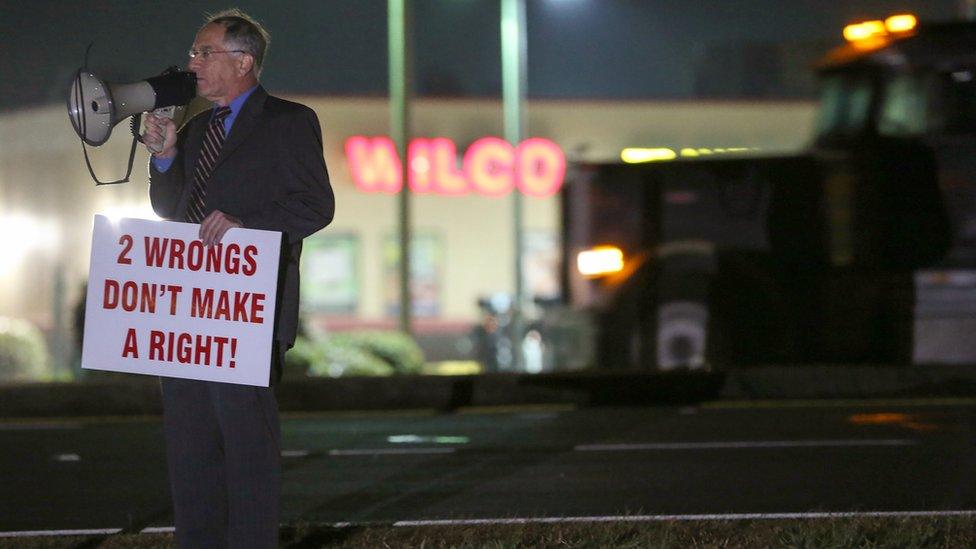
{"left": 577, "top": 246, "right": 624, "bottom": 277}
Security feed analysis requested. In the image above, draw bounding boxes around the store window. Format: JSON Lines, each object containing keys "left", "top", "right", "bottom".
{"left": 300, "top": 233, "right": 359, "bottom": 314}
{"left": 523, "top": 230, "right": 560, "bottom": 301}
{"left": 384, "top": 232, "right": 444, "bottom": 317}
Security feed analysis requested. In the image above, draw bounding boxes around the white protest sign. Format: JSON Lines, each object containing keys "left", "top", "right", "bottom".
{"left": 82, "top": 215, "right": 281, "bottom": 387}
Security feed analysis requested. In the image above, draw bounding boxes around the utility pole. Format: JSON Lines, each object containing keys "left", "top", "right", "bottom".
{"left": 389, "top": 0, "right": 413, "bottom": 335}
{"left": 501, "top": 0, "right": 527, "bottom": 371}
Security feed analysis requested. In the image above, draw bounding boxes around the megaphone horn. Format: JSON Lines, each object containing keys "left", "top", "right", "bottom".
{"left": 67, "top": 68, "right": 197, "bottom": 146}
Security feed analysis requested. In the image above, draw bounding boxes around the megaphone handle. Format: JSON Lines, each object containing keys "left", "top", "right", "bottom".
{"left": 137, "top": 107, "right": 176, "bottom": 154}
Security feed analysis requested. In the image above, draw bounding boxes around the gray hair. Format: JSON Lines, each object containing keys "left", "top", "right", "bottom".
{"left": 205, "top": 9, "right": 270, "bottom": 77}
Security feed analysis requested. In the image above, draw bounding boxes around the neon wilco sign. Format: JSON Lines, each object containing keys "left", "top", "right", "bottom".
{"left": 345, "top": 136, "right": 566, "bottom": 197}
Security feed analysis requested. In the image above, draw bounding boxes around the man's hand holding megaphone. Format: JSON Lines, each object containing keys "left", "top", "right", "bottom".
{"left": 144, "top": 113, "right": 177, "bottom": 159}
{"left": 146, "top": 109, "right": 243, "bottom": 245}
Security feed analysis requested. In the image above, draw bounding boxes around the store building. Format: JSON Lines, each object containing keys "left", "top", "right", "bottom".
{"left": 0, "top": 96, "right": 815, "bottom": 372}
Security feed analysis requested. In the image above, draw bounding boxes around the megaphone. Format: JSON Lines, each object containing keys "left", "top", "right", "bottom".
{"left": 67, "top": 68, "right": 197, "bottom": 146}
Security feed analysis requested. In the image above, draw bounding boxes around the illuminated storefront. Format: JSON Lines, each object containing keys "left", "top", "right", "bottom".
{"left": 0, "top": 96, "right": 816, "bottom": 366}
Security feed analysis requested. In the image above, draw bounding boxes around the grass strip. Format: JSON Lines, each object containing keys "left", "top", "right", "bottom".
{"left": 2, "top": 516, "right": 975, "bottom": 548}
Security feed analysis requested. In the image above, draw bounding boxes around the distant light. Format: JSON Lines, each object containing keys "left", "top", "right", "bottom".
{"left": 625, "top": 147, "right": 760, "bottom": 162}
{"left": 621, "top": 148, "right": 676, "bottom": 163}
{"left": 885, "top": 14, "right": 917, "bottom": 34}
{"left": 424, "top": 360, "right": 482, "bottom": 375}
{"left": 0, "top": 214, "right": 59, "bottom": 274}
{"left": 577, "top": 246, "right": 624, "bottom": 277}
{"left": 848, "top": 413, "right": 912, "bottom": 425}
{"left": 843, "top": 20, "right": 886, "bottom": 42}
{"left": 952, "top": 71, "right": 974, "bottom": 83}
{"left": 97, "top": 203, "right": 160, "bottom": 222}
{"left": 388, "top": 435, "right": 470, "bottom": 444}
{"left": 843, "top": 14, "right": 916, "bottom": 43}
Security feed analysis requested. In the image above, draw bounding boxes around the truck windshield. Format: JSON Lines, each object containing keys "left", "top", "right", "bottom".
{"left": 815, "top": 74, "right": 873, "bottom": 140}
{"left": 818, "top": 68, "right": 976, "bottom": 140}
{"left": 878, "top": 73, "right": 928, "bottom": 137}
{"left": 879, "top": 69, "right": 976, "bottom": 137}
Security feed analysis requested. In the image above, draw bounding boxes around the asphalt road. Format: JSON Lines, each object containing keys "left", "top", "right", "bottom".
{"left": 2, "top": 400, "right": 975, "bottom": 533}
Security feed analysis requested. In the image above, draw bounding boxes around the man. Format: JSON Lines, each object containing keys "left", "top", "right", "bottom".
{"left": 143, "top": 9, "right": 334, "bottom": 548}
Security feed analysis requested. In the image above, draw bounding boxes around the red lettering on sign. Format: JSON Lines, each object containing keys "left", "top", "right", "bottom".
{"left": 147, "top": 330, "right": 238, "bottom": 368}
{"left": 517, "top": 138, "right": 566, "bottom": 198}
{"left": 187, "top": 240, "right": 205, "bottom": 271}
{"left": 141, "top": 238, "right": 256, "bottom": 275}
{"left": 205, "top": 244, "right": 223, "bottom": 272}
{"left": 164, "top": 285, "right": 182, "bottom": 315}
{"left": 191, "top": 288, "right": 214, "bottom": 318}
{"left": 226, "top": 244, "right": 242, "bottom": 274}
{"left": 242, "top": 245, "right": 258, "bottom": 276}
{"left": 117, "top": 234, "right": 133, "bottom": 265}
{"left": 149, "top": 330, "right": 164, "bottom": 360}
{"left": 408, "top": 138, "right": 467, "bottom": 195}
{"left": 103, "top": 279, "right": 120, "bottom": 309}
{"left": 345, "top": 136, "right": 402, "bottom": 193}
{"left": 169, "top": 238, "right": 186, "bottom": 269}
{"left": 121, "top": 328, "right": 139, "bottom": 358}
{"left": 466, "top": 137, "right": 515, "bottom": 197}
{"left": 190, "top": 288, "right": 264, "bottom": 323}
{"left": 103, "top": 279, "right": 163, "bottom": 313}
{"left": 144, "top": 237, "right": 169, "bottom": 267}
{"left": 346, "top": 136, "right": 565, "bottom": 197}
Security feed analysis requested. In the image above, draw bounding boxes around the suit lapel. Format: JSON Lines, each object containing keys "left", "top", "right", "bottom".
{"left": 213, "top": 86, "right": 267, "bottom": 171}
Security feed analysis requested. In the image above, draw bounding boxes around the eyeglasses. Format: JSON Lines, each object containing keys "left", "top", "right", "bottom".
{"left": 188, "top": 48, "right": 246, "bottom": 60}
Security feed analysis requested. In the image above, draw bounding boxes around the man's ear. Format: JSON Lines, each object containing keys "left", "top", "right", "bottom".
{"left": 239, "top": 53, "right": 255, "bottom": 76}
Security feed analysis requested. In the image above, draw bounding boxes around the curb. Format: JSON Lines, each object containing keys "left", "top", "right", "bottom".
{"left": 3, "top": 365, "right": 976, "bottom": 418}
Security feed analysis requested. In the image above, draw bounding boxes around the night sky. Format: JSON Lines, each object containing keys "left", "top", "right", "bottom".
{"left": 0, "top": 0, "right": 963, "bottom": 112}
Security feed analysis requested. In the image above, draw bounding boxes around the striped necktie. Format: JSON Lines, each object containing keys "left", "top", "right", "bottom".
{"left": 185, "top": 106, "right": 232, "bottom": 223}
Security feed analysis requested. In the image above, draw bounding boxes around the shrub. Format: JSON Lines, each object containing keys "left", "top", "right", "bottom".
{"left": 285, "top": 329, "right": 425, "bottom": 378}
{"left": 333, "top": 330, "right": 425, "bottom": 375}
{"left": 0, "top": 316, "right": 51, "bottom": 382}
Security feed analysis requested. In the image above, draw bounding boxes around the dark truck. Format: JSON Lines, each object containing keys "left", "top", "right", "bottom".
{"left": 562, "top": 18, "right": 976, "bottom": 371}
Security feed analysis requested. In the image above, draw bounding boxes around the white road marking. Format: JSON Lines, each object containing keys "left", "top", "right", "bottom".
{"left": 281, "top": 450, "right": 311, "bottom": 458}
{"left": 0, "top": 528, "right": 120, "bottom": 537}
{"left": 392, "top": 510, "right": 976, "bottom": 527}
{"left": 52, "top": 453, "right": 81, "bottom": 462}
{"left": 140, "top": 526, "right": 175, "bottom": 533}
{"left": 575, "top": 439, "right": 917, "bottom": 452}
{"left": 328, "top": 448, "right": 456, "bottom": 456}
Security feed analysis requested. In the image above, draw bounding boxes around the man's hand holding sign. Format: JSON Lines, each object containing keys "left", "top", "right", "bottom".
{"left": 83, "top": 215, "right": 280, "bottom": 386}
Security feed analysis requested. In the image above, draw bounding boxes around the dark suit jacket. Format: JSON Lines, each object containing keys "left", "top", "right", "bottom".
{"left": 149, "top": 86, "right": 334, "bottom": 347}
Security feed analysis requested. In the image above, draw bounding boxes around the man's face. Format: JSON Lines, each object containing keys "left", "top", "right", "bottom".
{"left": 188, "top": 23, "right": 244, "bottom": 105}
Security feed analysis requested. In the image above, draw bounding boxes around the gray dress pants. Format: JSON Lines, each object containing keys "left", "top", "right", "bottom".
{"left": 161, "top": 377, "right": 281, "bottom": 548}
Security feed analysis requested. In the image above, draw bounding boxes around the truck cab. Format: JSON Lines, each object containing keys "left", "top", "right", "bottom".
{"left": 564, "top": 16, "right": 975, "bottom": 370}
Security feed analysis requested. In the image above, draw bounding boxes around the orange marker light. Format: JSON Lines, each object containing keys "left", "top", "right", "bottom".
{"left": 577, "top": 246, "right": 624, "bottom": 277}
{"left": 843, "top": 20, "right": 886, "bottom": 42}
{"left": 885, "top": 14, "right": 917, "bottom": 34}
